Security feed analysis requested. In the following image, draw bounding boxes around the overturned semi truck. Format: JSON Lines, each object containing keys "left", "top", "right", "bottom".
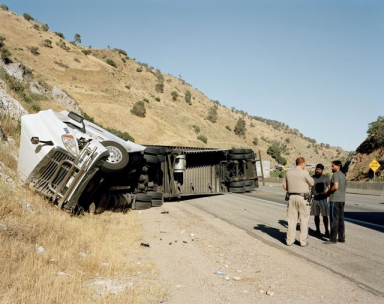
{"left": 17, "top": 110, "right": 261, "bottom": 214}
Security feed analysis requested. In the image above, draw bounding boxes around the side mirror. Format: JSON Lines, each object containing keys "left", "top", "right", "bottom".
{"left": 31, "top": 137, "right": 40, "bottom": 144}
{"left": 68, "top": 111, "right": 86, "bottom": 133}
{"left": 68, "top": 111, "right": 84, "bottom": 123}
{"left": 30, "top": 137, "right": 54, "bottom": 146}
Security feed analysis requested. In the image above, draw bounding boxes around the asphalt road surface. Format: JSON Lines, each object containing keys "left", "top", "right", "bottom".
{"left": 186, "top": 186, "right": 384, "bottom": 297}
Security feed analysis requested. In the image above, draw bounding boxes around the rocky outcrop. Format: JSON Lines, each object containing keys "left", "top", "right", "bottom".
{"left": 0, "top": 62, "right": 32, "bottom": 82}
{"left": 346, "top": 143, "right": 384, "bottom": 181}
{"left": 0, "top": 79, "right": 28, "bottom": 121}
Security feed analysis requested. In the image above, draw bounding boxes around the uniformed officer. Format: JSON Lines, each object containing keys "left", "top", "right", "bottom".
{"left": 283, "top": 157, "right": 314, "bottom": 247}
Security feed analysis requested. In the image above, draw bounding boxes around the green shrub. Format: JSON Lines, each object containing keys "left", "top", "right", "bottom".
{"left": 54, "top": 32, "right": 65, "bottom": 39}
{"left": 115, "top": 48, "right": 127, "bottom": 56}
{"left": 155, "top": 97, "right": 160, "bottom": 102}
{"left": 23, "top": 13, "right": 34, "bottom": 21}
{"left": 185, "top": 90, "right": 192, "bottom": 104}
{"left": 56, "top": 39, "right": 69, "bottom": 51}
{"left": 136, "top": 66, "right": 143, "bottom": 72}
{"left": 125, "top": 85, "right": 131, "bottom": 90}
{"left": 253, "top": 137, "right": 258, "bottom": 145}
{"left": 225, "top": 125, "right": 231, "bottom": 131}
{"left": 143, "top": 98, "right": 149, "bottom": 103}
{"left": 0, "top": 4, "right": 9, "bottom": 11}
{"left": 206, "top": 106, "right": 218, "bottom": 123}
{"left": 42, "top": 39, "right": 52, "bottom": 48}
{"left": 234, "top": 118, "right": 246, "bottom": 135}
{"left": 54, "top": 60, "right": 68, "bottom": 68}
{"left": 0, "top": 46, "right": 11, "bottom": 61}
{"left": 366, "top": 116, "right": 384, "bottom": 149}
{"left": 171, "top": 91, "right": 178, "bottom": 101}
{"left": 33, "top": 24, "right": 40, "bottom": 30}
{"left": 131, "top": 101, "right": 146, "bottom": 117}
{"left": 41, "top": 24, "right": 49, "bottom": 31}
{"left": 155, "top": 83, "right": 164, "bottom": 93}
{"left": 267, "top": 145, "right": 287, "bottom": 165}
{"left": 27, "top": 46, "right": 39, "bottom": 55}
{"left": 192, "top": 125, "right": 200, "bottom": 133}
{"left": 121, "top": 57, "right": 126, "bottom": 63}
{"left": 197, "top": 134, "right": 207, "bottom": 144}
{"left": 81, "top": 49, "right": 91, "bottom": 56}
{"left": 106, "top": 59, "right": 117, "bottom": 68}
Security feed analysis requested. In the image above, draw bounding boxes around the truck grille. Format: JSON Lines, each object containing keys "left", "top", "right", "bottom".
{"left": 30, "top": 150, "right": 75, "bottom": 199}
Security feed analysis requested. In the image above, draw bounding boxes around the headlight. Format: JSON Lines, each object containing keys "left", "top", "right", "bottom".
{"left": 61, "top": 135, "right": 78, "bottom": 155}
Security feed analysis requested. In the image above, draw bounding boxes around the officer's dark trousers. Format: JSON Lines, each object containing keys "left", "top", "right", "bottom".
{"left": 330, "top": 201, "right": 345, "bottom": 242}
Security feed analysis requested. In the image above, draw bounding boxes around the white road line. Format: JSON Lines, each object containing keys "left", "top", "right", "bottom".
{"left": 345, "top": 218, "right": 384, "bottom": 229}
{"left": 235, "top": 194, "right": 384, "bottom": 229}
{"left": 233, "top": 194, "right": 286, "bottom": 207}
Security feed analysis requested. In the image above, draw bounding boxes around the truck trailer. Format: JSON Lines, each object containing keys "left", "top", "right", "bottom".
{"left": 17, "top": 109, "right": 260, "bottom": 214}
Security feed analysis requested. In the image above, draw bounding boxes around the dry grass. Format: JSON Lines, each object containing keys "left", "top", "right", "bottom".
{"left": 0, "top": 143, "right": 168, "bottom": 303}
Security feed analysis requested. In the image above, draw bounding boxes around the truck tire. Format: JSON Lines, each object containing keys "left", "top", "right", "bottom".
{"left": 133, "top": 194, "right": 152, "bottom": 210}
{"left": 228, "top": 153, "right": 247, "bottom": 160}
{"left": 229, "top": 181, "right": 246, "bottom": 187}
{"left": 100, "top": 141, "right": 129, "bottom": 173}
{"left": 158, "top": 154, "right": 166, "bottom": 162}
{"left": 144, "top": 154, "right": 159, "bottom": 164}
{"left": 229, "top": 149, "right": 245, "bottom": 154}
{"left": 229, "top": 187, "right": 246, "bottom": 193}
{"left": 144, "top": 147, "right": 160, "bottom": 155}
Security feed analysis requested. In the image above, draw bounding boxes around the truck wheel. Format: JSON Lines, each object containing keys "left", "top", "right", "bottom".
{"left": 229, "top": 181, "right": 246, "bottom": 187}
{"left": 229, "top": 149, "right": 245, "bottom": 154}
{"left": 228, "top": 154, "right": 247, "bottom": 160}
{"left": 100, "top": 141, "right": 129, "bottom": 173}
{"left": 229, "top": 187, "right": 246, "bottom": 193}
{"left": 144, "top": 147, "right": 160, "bottom": 155}
{"left": 133, "top": 194, "right": 152, "bottom": 210}
{"left": 144, "top": 154, "right": 159, "bottom": 164}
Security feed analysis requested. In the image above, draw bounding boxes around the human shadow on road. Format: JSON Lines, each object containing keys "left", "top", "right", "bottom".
{"left": 253, "top": 224, "right": 286, "bottom": 244}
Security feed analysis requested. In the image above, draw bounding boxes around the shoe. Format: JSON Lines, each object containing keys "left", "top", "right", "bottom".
{"left": 323, "top": 240, "right": 337, "bottom": 245}
{"left": 315, "top": 230, "right": 321, "bottom": 236}
{"left": 301, "top": 242, "right": 309, "bottom": 247}
{"left": 337, "top": 239, "right": 345, "bottom": 243}
{"left": 325, "top": 231, "right": 330, "bottom": 238}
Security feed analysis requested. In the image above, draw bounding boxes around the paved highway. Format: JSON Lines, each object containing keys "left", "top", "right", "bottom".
{"left": 186, "top": 186, "right": 384, "bottom": 297}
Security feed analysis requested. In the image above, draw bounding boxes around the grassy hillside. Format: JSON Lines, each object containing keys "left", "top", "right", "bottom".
{"left": 0, "top": 8, "right": 348, "bottom": 167}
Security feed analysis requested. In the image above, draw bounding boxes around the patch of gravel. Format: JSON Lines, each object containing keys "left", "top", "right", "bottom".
{"left": 138, "top": 201, "right": 381, "bottom": 304}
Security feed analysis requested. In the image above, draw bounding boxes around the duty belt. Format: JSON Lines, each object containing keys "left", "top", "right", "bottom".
{"left": 288, "top": 193, "right": 306, "bottom": 196}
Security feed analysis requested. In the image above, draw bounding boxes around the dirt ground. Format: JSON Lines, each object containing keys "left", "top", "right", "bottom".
{"left": 138, "top": 200, "right": 381, "bottom": 304}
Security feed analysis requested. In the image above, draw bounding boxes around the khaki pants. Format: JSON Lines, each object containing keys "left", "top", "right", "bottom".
{"left": 286, "top": 195, "right": 310, "bottom": 246}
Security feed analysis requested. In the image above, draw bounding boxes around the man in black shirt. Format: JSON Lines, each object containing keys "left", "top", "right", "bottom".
{"left": 311, "top": 164, "right": 331, "bottom": 237}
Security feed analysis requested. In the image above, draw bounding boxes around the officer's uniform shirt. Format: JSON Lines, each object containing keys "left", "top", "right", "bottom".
{"left": 283, "top": 166, "right": 314, "bottom": 193}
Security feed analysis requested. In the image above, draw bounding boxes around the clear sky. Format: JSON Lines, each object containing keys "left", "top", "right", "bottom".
{"left": 5, "top": 0, "right": 384, "bottom": 151}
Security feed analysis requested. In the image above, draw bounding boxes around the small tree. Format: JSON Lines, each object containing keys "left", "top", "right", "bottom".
{"left": 23, "top": 13, "right": 34, "bottom": 21}
{"left": 74, "top": 33, "right": 81, "bottom": 44}
{"left": 130, "top": 101, "right": 146, "bottom": 117}
{"left": 185, "top": 90, "right": 192, "bottom": 104}
{"left": 0, "top": 4, "right": 9, "bottom": 11}
{"left": 367, "top": 116, "right": 384, "bottom": 149}
{"left": 206, "top": 106, "right": 218, "bottom": 123}
{"left": 171, "top": 91, "right": 178, "bottom": 101}
{"left": 234, "top": 118, "right": 246, "bottom": 135}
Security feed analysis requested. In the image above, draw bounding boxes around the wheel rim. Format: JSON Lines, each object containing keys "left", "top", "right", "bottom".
{"left": 105, "top": 146, "right": 123, "bottom": 164}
